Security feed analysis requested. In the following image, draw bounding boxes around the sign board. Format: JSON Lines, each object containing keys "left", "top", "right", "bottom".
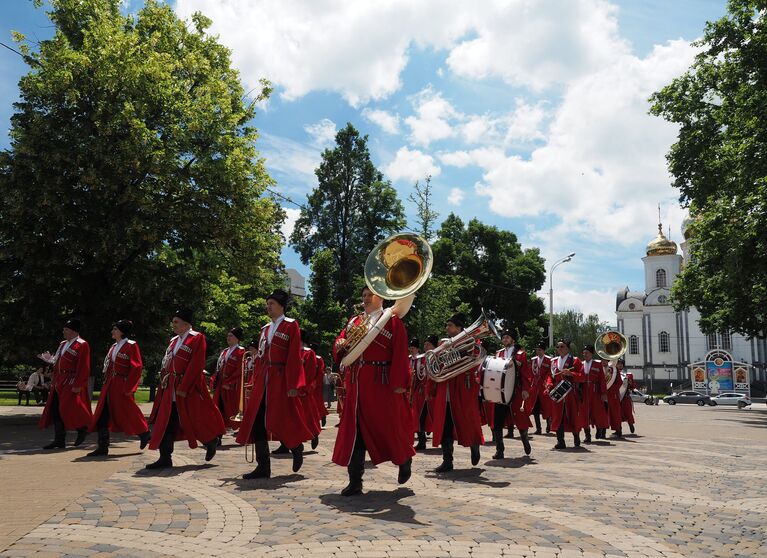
{"left": 689, "top": 350, "right": 751, "bottom": 397}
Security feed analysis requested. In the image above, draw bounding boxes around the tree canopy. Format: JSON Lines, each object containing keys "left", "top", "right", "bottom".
{"left": 0, "top": 0, "right": 285, "bottom": 367}
{"left": 650, "top": 0, "right": 767, "bottom": 337}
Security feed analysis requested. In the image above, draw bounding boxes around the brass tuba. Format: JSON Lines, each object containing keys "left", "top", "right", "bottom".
{"left": 340, "top": 232, "right": 432, "bottom": 367}
{"left": 596, "top": 330, "right": 628, "bottom": 389}
{"left": 424, "top": 309, "right": 501, "bottom": 383}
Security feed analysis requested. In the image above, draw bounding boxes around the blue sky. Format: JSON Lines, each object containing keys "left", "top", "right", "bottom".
{"left": 0, "top": 0, "right": 728, "bottom": 322}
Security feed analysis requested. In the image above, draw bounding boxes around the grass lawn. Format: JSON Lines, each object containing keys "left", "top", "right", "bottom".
{"left": 0, "top": 387, "right": 153, "bottom": 406}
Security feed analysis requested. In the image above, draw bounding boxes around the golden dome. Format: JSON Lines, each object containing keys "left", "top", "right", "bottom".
{"left": 646, "top": 224, "right": 678, "bottom": 256}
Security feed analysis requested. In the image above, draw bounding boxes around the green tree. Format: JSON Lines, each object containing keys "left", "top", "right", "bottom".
{"left": 551, "top": 310, "right": 608, "bottom": 356}
{"left": 290, "top": 123, "right": 406, "bottom": 310}
{"left": 649, "top": 0, "right": 767, "bottom": 337}
{"left": 408, "top": 175, "right": 438, "bottom": 241}
{"left": 0, "top": 0, "right": 285, "bottom": 369}
{"left": 430, "top": 214, "right": 546, "bottom": 341}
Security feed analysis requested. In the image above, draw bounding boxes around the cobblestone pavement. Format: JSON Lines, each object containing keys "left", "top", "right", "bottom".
{"left": 1, "top": 403, "right": 766, "bottom": 557}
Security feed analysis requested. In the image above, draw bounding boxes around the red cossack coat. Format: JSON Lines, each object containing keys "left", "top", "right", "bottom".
{"left": 213, "top": 346, "right": 246, "bottom": 429}
{"left": 236, "top": 318, "right": 314, "bottom": 449}
{"left": 430, "top": 342, "right": 485, "bottom": 448}
{"left": 582, "top": 359, "right": 609, "bottom": 429}
{"left": 315, "top": 355, "right": 329, "bottom": 418}
{"left": 507, "top": 348, "right": 534, "bottom": 430}
{"left": 605, "top": 365, "right": 624, "bottom": 431}
{"left": 148, "top": 331, "right": 225, "bottom": 449}
{"left": 90, "top": 340, "right": 148, "bottom": 435}
{"left": 332, "top": 313, "right": 415, "bottom": 467}
{"left": 40, "top": 337, "right": 93, "bottom": 431}
{"left": 299, "top": 346, "right": 323, "bottom": 437}
{"left": 409, "top": 355, "right": 433, "bottom": 433}
{"left": 532, "top": 354, "right": 554, "bottom": 420}
{"left": 546, "top": 354, "right": 585, "bottom": 433}
{"left": 621, "top": 373, "right": 636, "bottom": 425}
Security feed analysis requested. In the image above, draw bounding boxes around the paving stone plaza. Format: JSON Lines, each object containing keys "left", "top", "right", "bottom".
{"left": 1, "top": 404, "right": 765, "bottom": 558}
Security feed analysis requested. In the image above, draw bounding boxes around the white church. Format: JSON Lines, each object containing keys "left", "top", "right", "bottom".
{"left": 615, "top": 220, "right": 766, "bottom": 393}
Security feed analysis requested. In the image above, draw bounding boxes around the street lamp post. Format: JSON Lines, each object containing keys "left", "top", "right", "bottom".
{"left": 548, "top": 252, "right": 576, "bottom": 349}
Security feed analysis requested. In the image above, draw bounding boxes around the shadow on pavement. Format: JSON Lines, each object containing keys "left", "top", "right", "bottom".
{"left": 132, "top": 463, "right": 217, "bottom": 477}
{"left": 427, "top": 467, "right": 510, "bottom": 488}
{"left": 484, "top": 456, "right": 536, "bottom": 469}
{"left": 227, "top": 473, "right": 307, "bottom": 491}
{"left": 320, "top": 487, "right": 425, "bottom": 525}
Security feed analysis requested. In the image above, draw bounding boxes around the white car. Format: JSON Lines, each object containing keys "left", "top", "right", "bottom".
{"left": 710, "top": 393, "right": 751, "bottom": 408}
{"left": 629, "top": 389, "right": 654, "bottom": 405}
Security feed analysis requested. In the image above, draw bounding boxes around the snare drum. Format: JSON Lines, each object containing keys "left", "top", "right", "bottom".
{"left": 480, "top": 356, "right": 516, "bottom": 404}
{"left": 549, "top": 378, "right": 573, "bottom": 403}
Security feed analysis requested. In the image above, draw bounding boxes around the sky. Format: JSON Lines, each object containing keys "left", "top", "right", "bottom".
{"left": 0, "top": 0, "right": 728, "bottom": 323}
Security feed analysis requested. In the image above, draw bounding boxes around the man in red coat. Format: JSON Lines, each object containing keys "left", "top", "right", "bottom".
{"left": 547, "top": 339, "right": 585, "bottom": 449}
{"left": 491, "top": 332, "right": 534, "bottom": 458}
{"left": 581, "top": 344, "right": 609, "bottom": 443}
{"left": 430, "top": 313, "right": 484, "bottom": 473}
{"left": 409, "top": 337, "right": 432, "bottom": 451}
{"left": 332, "top": 286, "right": 414, "bottom": 496}
{"left": 40, "top": 319, "right": 93, "bottom": 449}
{"left": 300, "top": 333, "right": 323, "bottom": 450}
{"left": 87, "top": 320, "right": 150, "bottom": 456}
{"left": 531, "top": 340, "right": 553, "bottom": 434}
{"left": 314, "top": 350, "right": 330, "bottom": 423}
{"left": 619, "top": 363, "right": 636, "bottom": 433}
{"left": 146, "top": 309, "right": 225, "bottom": 469}
{"left": 213, "top": 327, "right": 246, "bottom": 436}
{"left": 605, "top": 359, "right": 624, "bottom": 438}
{"left": 238, "top": 290, "right": 313, "bottom": 479}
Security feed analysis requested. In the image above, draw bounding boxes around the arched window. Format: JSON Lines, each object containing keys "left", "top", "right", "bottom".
{"left": 720, "top": 330, "right": 732, "bottom": 351}
{"left": 658, "top": 331, "right": 670, "bottom": 353}
{"left": 629, "top": 335, "right": 639, "bottom": 355}
{"left": 656, "top": 268, "right": 667, "bottom": 288}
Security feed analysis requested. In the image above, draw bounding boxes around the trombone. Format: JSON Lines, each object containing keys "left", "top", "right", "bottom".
{"left": 231, "top": 351, "right": 255, "bottom": 462}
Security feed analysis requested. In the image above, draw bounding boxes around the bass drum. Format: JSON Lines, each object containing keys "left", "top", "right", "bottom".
{"left": 480, "top": 357, "right": 516, "bottom": 405}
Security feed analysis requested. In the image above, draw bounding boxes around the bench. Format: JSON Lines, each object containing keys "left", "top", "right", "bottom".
{"left": 0, "top": 379, "right": 48, "bottom": 405}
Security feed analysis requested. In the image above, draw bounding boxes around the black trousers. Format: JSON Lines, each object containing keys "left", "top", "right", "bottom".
{"left": 50, "top": 391, "right": 66, "bottom": 440}
{"left": 96, "top": 400, "right": 110, "bottom": 429}
{"left": 249, "top": 397, "right": 268, "bottom": 442}
{"left": 348, "top": 420, "right": 367, "bottom": 480}
{"left": 440, "top": 403, "right": 455, "bottom": 446}
{"left": 418, "top": 405, "right": 428, "bottom": 431}
{"left": 159, "top": 402, "right": 180, "bottom": 458}
{"left": 492, "top": 403, "right": 509, "bottom": 431}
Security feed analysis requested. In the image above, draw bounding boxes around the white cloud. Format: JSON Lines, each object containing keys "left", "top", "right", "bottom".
{"left": 447, "top": 188, "right": 465, "bottom": 206}
{"left": 438, "top": 147, "right": 506, "bottom": 169}
{"left": 258, "top": 133, "right": 320, "bottom": 191}
{"left": 362, "top": 108, "right": 400, "bottom": 134}
{"left": 384, "top": 146, "right": 441, "bottom": 182}
{"left": 280, "top": 207, "right": 301, "bottom": 240}
{"left": 505, "top": 99, "right": 548, "bottom": 143}
{"left": 304, "top": 118, "right": 337, "bottom": 147}
{"left": 546, "top": 287, "right": 618, "bottom": 325}
{"left": 405, "top": 87, "right": 459, "bottom": 146}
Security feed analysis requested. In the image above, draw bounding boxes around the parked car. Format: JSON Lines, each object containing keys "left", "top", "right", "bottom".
{"left": 663, "top": 391, "right": 713, "bottom": 406}
{"left": 629, "top": 389, "right": 654, "bottom": 405}
{"left": 710, "top": 393, "right": 751, "bottom": 408}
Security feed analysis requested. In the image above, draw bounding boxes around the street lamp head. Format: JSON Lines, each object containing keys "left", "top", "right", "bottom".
{"left": 568, "top": 252, "right": 576, "bottom": 258}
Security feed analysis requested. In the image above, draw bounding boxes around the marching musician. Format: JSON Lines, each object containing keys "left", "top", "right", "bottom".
{"left": 409, "top": 337, "right": 432, "bottom": 451}
{"left": 332, "top": 285, "right": 414, "bottom": 497}
{"left": 491, "top": 331, "right": 533, "bottom": 458}
{"left": 145, "top": 310, "right": 224, "bottom": 469}
{"left": 581, "top": 344, "right": 609, "bottom": 442}
{"left": 87, "top": 320, "right": 150, "bottom": 456}
{"left": 213, "top": 327, "right": 246, "bottom": 440}
{"left": 618, "top": 360, "right": 636, "bottom": 434}
{"left": 300, "top": 332, "right": 323, "bottom": 450}
{"left": 40, "top": 319, "right": 93, "bottom": 449}
{"left": 237, "top": 290, "right": 312, "bottom": 479}
{"left": 313, "top": 348, "right": 330, "bottom": 425}
{"left": 547, "top": 338, "right": 585, "bottom": 449}
{"left": 531, "top": 340, "right": 553, "bottom": 434}
{"left": 605, "top": 358, "right": 624, "bottom": 438}
{"left": 430, "top": 313, "right": 484, "bottom": 473}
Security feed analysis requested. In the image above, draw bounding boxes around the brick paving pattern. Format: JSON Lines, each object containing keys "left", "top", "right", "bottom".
{"left": 1, "top": 404, "right": 765, "bottom": 557}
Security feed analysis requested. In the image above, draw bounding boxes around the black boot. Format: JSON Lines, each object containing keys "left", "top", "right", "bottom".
{"left": 554, "top": 431, "right": 566, "bottom": 450}
{"left": 217, "top": 435, "right": 223, "bottom": 447}
{"left": 415, "top": 431, "right": 427, "bottom": 451}
{"left": 74, "top": 428, "right": 88, "bottom": 447}
{"left": 492, "top": 429, "right": 504, "bottom": 459}
{"left": 321, "top": 416, "right": 326, "bottom": 427}
{"left": 272, "top": 443, "right": 290, "bottom": 454}
{"left": 435, "top": 440, "right": 454, "bottom": 473}
{"left": 243, "top": 441, "right": 271, "bottom": 479}
{"left": 629, "top": 423, "right": 635, "bottom": 434}
{"left": 343, "top": 442, "right": 365, "bottom": 496}
{"left": 139, "top": 431, "right": 151, "bottom": 450}
{"left": 291, "top": 443, "right": 304, "bottom": 473}
{"left": 573, "top": 432, "right": 581, "bottom": 447}
{"left": 44, "top": 422, "right": 66, "bottom": 450}
{"left": 504, "top": 427, "right": 514, "bottom": 439}
{"left": 204, "top": 438, "right": 218, "bottom": 462}
{"left": 584, "top": 428, "right": 592, "bottom": 444}
{"left": 87, "top": 428, "right": 109, "bottom": 457}
{"left": 546, "top": 419, "right": 551, "bottom": 433}
{"left": 534, "top": 415, "right": 542, "bottom": 435}
{"left": 145, "top": 455, "right": 173, "bottom": 469}
{"left": 311, "top": 436, "right": 319, "bottom": 450}
{"left": 611, "top": 429, "right": 622, "bottom": 438}
{"left": 470, "top": 444, "right": 481, "bottom": 466}
{"left": 397, "top": 458, "right": 412, "bottom": 484}
{"left": 520, "top": 429, "right": 532, "bottom": 456}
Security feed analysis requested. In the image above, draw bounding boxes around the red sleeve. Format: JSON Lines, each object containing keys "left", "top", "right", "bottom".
{"left": 303, "top": 350, "right": 317, "bottom": 387}
{"left": 179, "top": 334, "right": 206, "bottom": 393}
{"left": 286, "top": 321, "right": 306, "bottom": 391}
{"left": 332, "top": 321, "right": 350, "bottom": 365}
{"left": 389, "top": 315, "right": 411, "bottom": 390}
{"left": 76, "top": 341, "right": 91, "bottom": 386}
{"left": 127, "top": 343, "right": 143, "bottom": 392}
{"left": 569, "top": 357, "right": 586, "bottom": 383}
